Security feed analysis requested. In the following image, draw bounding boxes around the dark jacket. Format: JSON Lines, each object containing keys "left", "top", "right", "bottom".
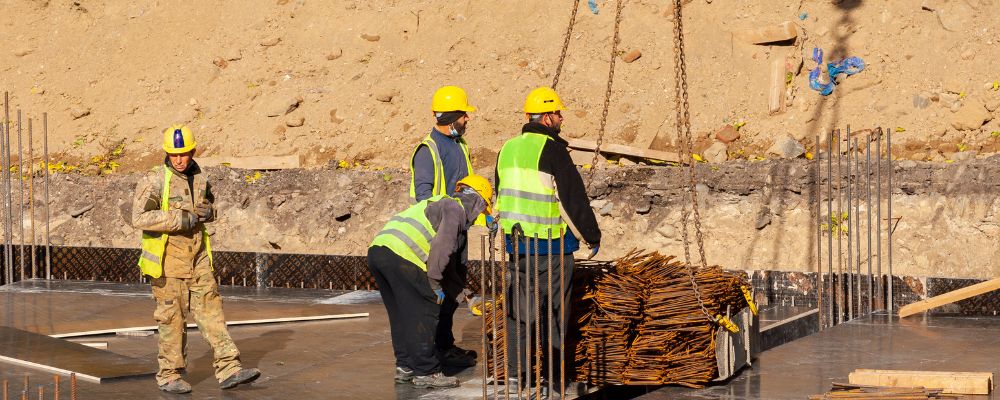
{"left": 412, "top": 128, "right": 471, "bottom": 202}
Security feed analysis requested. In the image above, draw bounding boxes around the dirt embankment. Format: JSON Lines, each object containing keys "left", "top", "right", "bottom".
{"left": 14, "top": 157, "right": 998, "bottom": 280}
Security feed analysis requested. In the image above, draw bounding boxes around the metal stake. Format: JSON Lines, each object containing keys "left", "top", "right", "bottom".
{"left": 3, "top": 92, "right": 10, "bottom": 285}
{"left": 52, "top": 375, "right": 58, "bottom": 400}
{"left": 846, "top": 130, "right": 853, "bottom": 320}
{"left": 533, "top": 233, "right": 541, "bottom": 400}
{"left": 876, "top": 128, "right": 883, "bottom": 310}
{"left": 865, "top": 134, "right": 873, "bottom": 313}
{"left": 501, "top": 227, "right": 510, "bottom": 400}
{"left": 887, "top": 126, "right": 894, "bottom": 314}
{"left": 546, "top": 229, "right": 554, "bottom": 398}
{"left": 513, "top": 232, "right": 522, "bottom": 400}
{"left": 836, "top": 129, "right": 843, "bottom": 324}
{"left": 559, "top": 229, "right": 566, "bottom": 397}
{"left": 815, "top": 134, "right": 823, "bottom": 329}
{"left": 27, "top": 119, "right": 34, "bottom": 279}
{"left": 43, "top": 113, "right": 49, "bottom": 279}
{"left": 481, "top": 236, "right": 488, "bottom": 400}
{"left": 826, "top": 129, "right": 834, "bottom": 326}
{"left": 854, "top": 138, "right": 862, "bottom": 316}
{"left": 17, "top": 111, "right": 24, "bottom": 281}
{"left": 489, "top": 234, "right": 499, "bottom": 400}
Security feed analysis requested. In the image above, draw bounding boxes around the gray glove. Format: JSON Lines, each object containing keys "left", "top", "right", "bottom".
{"left": 180, "top": 210, "right": 199, "bottom": 231}
{"left": 193, "top": 201, "right": 214, "bottom": 222}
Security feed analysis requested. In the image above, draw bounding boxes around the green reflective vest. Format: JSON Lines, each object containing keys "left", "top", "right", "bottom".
{"left": 496, "top": 132, "right": 567, "bottom": 237}
{"left": 370, "top": 195, "right": 449, "bottom": 271}
{"left": 408, "top": 133, "right": 473, "bottom": 200}
{"left": 137, "top": 167, "right": 213, "bottom": 278}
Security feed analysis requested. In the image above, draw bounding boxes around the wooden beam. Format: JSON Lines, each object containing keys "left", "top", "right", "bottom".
{"left": 849, "top": 369, "right": 994, "bottom": 395}
{"left": 50, "top": 312, "right": 370, "bottom": 338}
{"left": 734, "top": 21, "right": 798, "bottom": 45}
{"left": 565, "top": 139, "right": 681, "bottom": 163}
{"left": 768, "top": 57, "right": 787, "bottom": 115}
{"left": 198, "top": 154, "right": 301, "bottom": 170}
{"left": 898, "top": 277, "right": 1000, "bottom": 318}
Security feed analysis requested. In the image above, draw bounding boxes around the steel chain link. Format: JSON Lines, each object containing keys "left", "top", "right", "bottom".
{"left": 671, "top": 0, "right": 715, "bottom": 325}
{"left": 585, "top": 0, "right": 625, "bottom": 190}
{"left": 552, "top": 0, "right": 581, "bottom": 90}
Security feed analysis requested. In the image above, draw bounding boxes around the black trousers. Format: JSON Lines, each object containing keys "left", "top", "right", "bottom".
{"left": 367, "top": 246, "right": 441, "bottom": 375}
{"left": 505, "top": 252, "right": 575, "bottom": 381}
{"left": 435, "top": 239, "right": 468, "bottom": 351}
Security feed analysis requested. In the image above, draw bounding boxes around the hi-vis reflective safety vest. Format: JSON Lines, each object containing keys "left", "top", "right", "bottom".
{"left": 370, "top": 195, "right": 450, "bottom": 272}
{"left": 408, "top": 134, "right": 473, "bottom": 200}
{"left": 496, "top": 132, "right": 567, "bottom": 237}
{"left": 137, "top": 168, "right": 213, "bottom": 278}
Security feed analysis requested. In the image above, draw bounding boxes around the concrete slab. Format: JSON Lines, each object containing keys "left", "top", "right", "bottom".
{"left": 0, "top": 326, "right": 154, "bottom": 383}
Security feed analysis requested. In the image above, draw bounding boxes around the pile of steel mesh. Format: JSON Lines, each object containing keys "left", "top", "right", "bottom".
{"left": 573, "top": 250, "right": 750, "bottom": 387}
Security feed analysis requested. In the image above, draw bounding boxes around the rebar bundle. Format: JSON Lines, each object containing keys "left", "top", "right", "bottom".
{"left": 573, "top": 250, "right": 749, "bottom": 387}
{"left": 809, "top": 383, "right": 961, "bottom": 399}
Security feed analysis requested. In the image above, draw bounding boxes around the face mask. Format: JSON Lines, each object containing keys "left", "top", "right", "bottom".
{"left": 450, "top": 120, "right": 467, "bottom": 138}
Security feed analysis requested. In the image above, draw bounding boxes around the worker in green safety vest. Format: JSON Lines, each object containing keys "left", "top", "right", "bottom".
{"left": 409, "top": 85, "right": 480, "bottom": 368}
{"left": 131, "top": 124, "right": 260, "bottom": 394}
{"left": 368, "top": 174, "right": 494, "bottom": 389}
{"left": 495, "top": 87, "right": 602, "bottom": 394}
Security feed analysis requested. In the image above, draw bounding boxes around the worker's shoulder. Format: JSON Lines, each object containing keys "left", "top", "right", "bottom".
{"left": 136, "top": 165, "right": 165, "bottom": 187}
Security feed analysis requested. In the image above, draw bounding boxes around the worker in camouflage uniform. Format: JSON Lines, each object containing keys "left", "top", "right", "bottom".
{"left": 131, "top": 124, "right": 261, "bottom": 394}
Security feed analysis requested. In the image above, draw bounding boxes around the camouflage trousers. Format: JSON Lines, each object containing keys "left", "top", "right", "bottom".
{"left": 151, "top": 265, "right": 242, "bottom": 385}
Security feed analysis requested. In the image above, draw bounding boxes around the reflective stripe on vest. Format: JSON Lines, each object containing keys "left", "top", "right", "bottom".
{"left": 496, "top": 132, "right": 567, "bottom": 237}
{"left": 369, "top": 195, "right": 447, "bottom": 271}
{"left": 136, "top": 167, "right": 213, "bottom": 278}
{"left": 408, "top": 133, "right": 473, "bottom": 201}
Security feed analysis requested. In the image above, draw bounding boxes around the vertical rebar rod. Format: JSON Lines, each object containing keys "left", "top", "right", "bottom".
{"left": 846, "top": 129, "right": 853, "bottom": 320}
{"left": 69, "top": 374, "right": 75, "bottom": 400}
{"left": 854, "top": 138, "right": 862, "bottom": 315}
{"left": 27, "top": 119, "right": 34, "bottom": 279}
{"left": 826, "top": 129, "right": 834, "bottom": 326}
{"left": 524, "top": 236, "right": 531, "bottom": 397}
{"left": 836, "top": 129, "right": 843, "bottom": 324}
{"left": 559, "top": 229, "right": 565, "bottom": 397}
{"left": 546, "top": 229, "right": 553, "bottom": 398}
{"left": 489, "top": 234, "right": 499, "bottom": 400}
{"left": 513, "top": 233, "right": 522, "bottom": 400}
{"left": 2, "top": 92, "right": 10, "bottom": 285}
{"left": 866, "top": 134, "right": 873, "bottom": 314}
{"left": 533, "top": 233, "right": 541, "bottom": 400}
{"left": 35, "top": 387, "right": 40, "bottom": 400}
{"left": 887, "top": 126, "right": 894, "bottom": 314}
{"left": 876, "top": 129, "right": 883, "bottom": 311}
{"left": 1, "top": 379, "right": 6, "bottom": 400}
{"left": 815, "top": 133, "right": 823, "bottom": 329}
{"left": 43, "top": 113, "right": 50, "bottom": 279}
{"left": 16, "top": 112, "right": 24, "bottom": 281}
{"left": 501, "top": 228, "right": 510, "bottom": 400}
{"left": 52, "top": 375, "right": 58, "bottom": 400}
{"left": 481, "top": 236, "right": 488, "bottom": 400}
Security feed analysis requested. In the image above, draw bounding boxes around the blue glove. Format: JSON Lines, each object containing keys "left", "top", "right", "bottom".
{"left": 588, "top": 244, "right": 600, "bottom": 260}
{"left": 485, "top": 215, "right": 499, "bottom": 236}
{"left": 434, "top": 289, "right": 445, "bottom": 305}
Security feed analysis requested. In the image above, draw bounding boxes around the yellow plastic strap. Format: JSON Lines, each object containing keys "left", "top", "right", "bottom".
{"left": 716, "top": 315, "right": 740, "bottom": 333}
{"left": 741, "top": 286, "right": 758, "bottom": 316}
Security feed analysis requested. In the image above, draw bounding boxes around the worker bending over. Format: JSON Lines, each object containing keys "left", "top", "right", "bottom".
{"left": 368, "top": 175, "right": 495, "bottom": 389}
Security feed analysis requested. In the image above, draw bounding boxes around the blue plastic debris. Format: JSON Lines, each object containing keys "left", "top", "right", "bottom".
{"left": 799, "top": 12, "right": 808, "bottom": 20}
{"left": 808, "top": 47, "right": 865, "bottom": 96}
{"left": 589, "top": 0, "right": 599, "bottom": 14}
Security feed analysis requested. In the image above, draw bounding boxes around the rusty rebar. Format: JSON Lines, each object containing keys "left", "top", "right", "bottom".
{"left": 559, "top": 229, "right": 566, "bottom": 396}
{"left": 546, "top": 229, "right": 554, "bottom": 398}
{"left": 16, "top": 111, "right": 24, "bottom": 281}
{"left": 854, "top": 138, "right": 862, "bottom": 316}
{"left": 836, "top": 128, "right": 843, "bottom": 324}
{"left": 43, "top": 113, "right": 49, "bottom": 279}
{"left": 27, "top": 119, "right": 35, "bottom": 279}
{"left": 3, "top": 92, "right": 11, "bottom": 285}
{"left": 876, "top": 128, "right": 883, "bottom": 310}
{"left": 2, "top": 379, "right": 7, "bottom": 400}
{"left": 826, "top": 129, "right": 834, "bottom": 327}
{"left": 481, "top": 235, "right": 488, "bottom": 400}
{"left": 865, "top": 134, "right": 873, "bottom": 313}
{"left": 846, "top": 129, "right": 854, "bottom": 320}
{"left": 815, "top": 133, "right": 823, "bottom": 329}
{"left": 513, "top": 231, "right": 522, "bottom": 399}
{"left": 887, "top": 125, "right": 894, "bottom": 314}
{"left": 52, "top": 375, "right": 58, "bottom": 400}
{"left": 533, "top": 233, "right": 541, "bottom": 400}
{"left": 69, "top": 374, "right": 75, "bottom": 400}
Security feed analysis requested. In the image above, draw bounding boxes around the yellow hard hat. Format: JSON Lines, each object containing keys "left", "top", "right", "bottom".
{"left": 162, "top": 124, "right": 196, "bottom": 154}
{"left": 431, "top": 86, "right": 477, "bottom": 113}
{"left": 456, "top": 174, "right": 493, "bottom": 215}
{"left": 523, "top": 86, "right": 566, "bottom": 114}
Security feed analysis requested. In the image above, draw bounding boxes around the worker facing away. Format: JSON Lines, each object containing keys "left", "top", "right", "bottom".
{"left": 368, "top": 174, "right": 495, "bottom": 389}
{"left": 131, "top": 124, "right": 261, "bottom": 394}
{"left": 496, "top": 87, "right": 602, "bottom": 394}
{"left": 409, "top": 85, "right": 480, "bottom": 368}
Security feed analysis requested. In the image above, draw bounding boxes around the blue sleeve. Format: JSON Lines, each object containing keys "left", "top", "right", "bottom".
{"left": 412, "top": 145, "right": 435, "bottom": 202}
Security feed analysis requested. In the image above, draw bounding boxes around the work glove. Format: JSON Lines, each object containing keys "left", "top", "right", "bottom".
{"left": 193, "top": 201, "right": 214, "bottom": 223}
{"left": 429, "top": 278, "right": 445, "bottom": 305}
{"left": 587, "top": 242, "right": 600, "bottom": 260}
{"left": 180, "top": 210, "right": 199, "bottom": 231}
{"left": 485, "top": 215, "right": 499, "bottom": 237}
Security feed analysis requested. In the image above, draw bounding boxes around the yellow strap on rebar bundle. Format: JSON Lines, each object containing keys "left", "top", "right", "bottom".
{"left": 715, "top": 315, "right": 740, "bottom": 333}
{"left": 741, "top": 286, "right": 758, "bottom": 316}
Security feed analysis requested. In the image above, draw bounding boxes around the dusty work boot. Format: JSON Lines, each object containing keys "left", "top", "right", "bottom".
{"left": 412, "top": 372, "right": 460, "bottom": 389}
{"left": 394, "top": 366, "right": 415, "bottom": 384}
{"left": 219, "top": 368, "right": 261, "bottom": 389}
{"left": 158, "top": 378, "right": 192, "bottom": 394}
{"left": 437, "top": 345, "right": 477, "bottom": 367}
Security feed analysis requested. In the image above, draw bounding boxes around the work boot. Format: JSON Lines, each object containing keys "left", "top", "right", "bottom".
{"left": 411, "top": 372, "right": 460, "bottom": 389}
{"left": 437, "top": 346, "right": 477, "bottom": 367}
{"left": 394, "top": 366, "right": 415, "bottom": 384}
{"left": 219, "top": 368, "right": 261, "bottom": 390}
{"left": 158, "top": 378, "right": 192, "bottom": 394}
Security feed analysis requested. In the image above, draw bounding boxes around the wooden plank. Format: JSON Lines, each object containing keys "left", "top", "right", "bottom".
{"left": 848, "top": 369, "right": 993, "bottom": 395}
{"left": 565, "top": 139, "right": 681, "bottom": 163}
{"left": 198, "top": 154, "right": 301, "bottom": 170}
{"left": 50, "top": 312, "right": 370, "bottom": 338}
{"left": 0, "top": 326, "right": 154, "bottom": 383}
{"left": 734, "top": 21, "right": 798, "bottom": 45}
{"left": 898, "top": 277, "right": 1000, "bottom": 318}
{"left": 66, "top": 340, "right": 109, "bottom": 349}
{"left": 768, "top": 57, "right": 786, "bottom": 115}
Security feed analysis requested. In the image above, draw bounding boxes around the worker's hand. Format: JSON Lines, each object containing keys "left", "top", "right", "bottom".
{"left": 587, "top": 243, "right": 600, "bottom": 260}
{"left": 180, "top": 210, "right": 199, "bottom": 231}
{"left": 485, "top": 215, "right": 499, "bottom": 237}
{"left": 434, "top": 289, "right": 446, "bottom": 305}
{"left": 193, "top": 201, "right": 214, "bottom": 223}
{"left": 429, "top": 278, "right": 445, "bottom": 305}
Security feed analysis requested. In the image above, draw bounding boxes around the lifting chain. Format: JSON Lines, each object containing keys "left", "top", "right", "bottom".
{"left": 585, "top": 0, "right": 625, "bottom": 190}
{"left": 551, "top": 0, "right": 581, "bottom": 90}
{"left": 671, "top": 0, "right": 714, "bottom": 325}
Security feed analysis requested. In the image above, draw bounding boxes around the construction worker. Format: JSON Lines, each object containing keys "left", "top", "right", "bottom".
{"left": 496, "top": 87, "right": 602, "bottom": 393}
{"left": 408, "top": 85, "right": 479, "bottom": 368}
{"left": 131, "top": 124, "right": 261, "bottom": 394}
{"left": 368, "top": 175, "right": 494, "bottom": 389}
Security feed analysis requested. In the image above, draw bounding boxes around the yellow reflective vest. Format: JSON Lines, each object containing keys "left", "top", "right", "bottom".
{"left": 137, "top": 168, "right": 213, "bottom": 278}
